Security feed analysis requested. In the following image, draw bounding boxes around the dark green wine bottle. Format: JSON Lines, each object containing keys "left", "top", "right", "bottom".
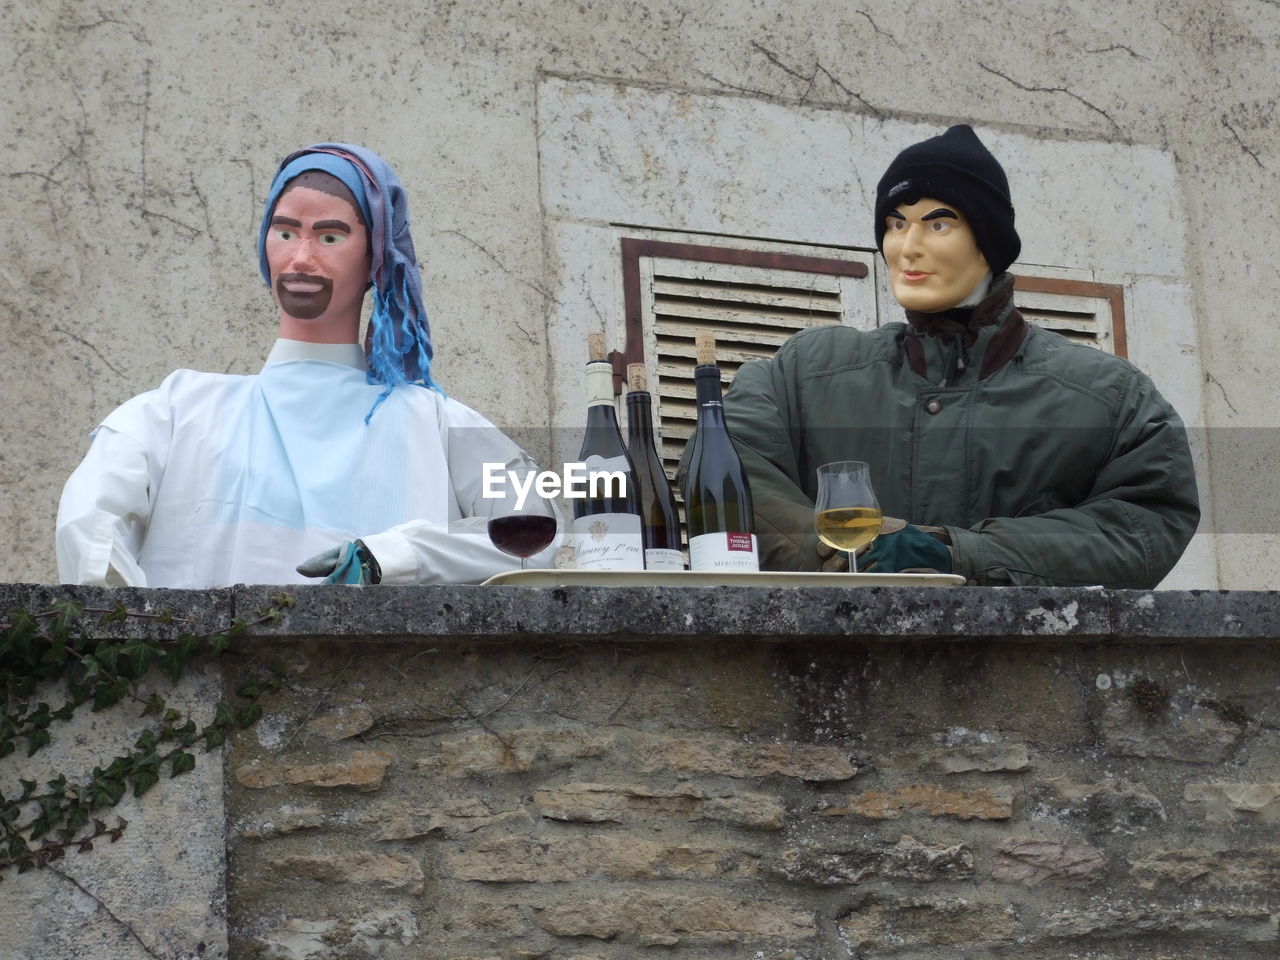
{"left": 625, "top": 363, "right": 683, "bottom": 570}
{"left": 681, "top": 332, "right": 759, "bottom": 572}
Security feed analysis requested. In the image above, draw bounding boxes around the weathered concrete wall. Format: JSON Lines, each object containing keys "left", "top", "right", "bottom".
{"left": 3, "top": 584, "right": 1279, "bottom": 958}
{"left": 3, "top": 1, "right": 1278, "bottom": 585}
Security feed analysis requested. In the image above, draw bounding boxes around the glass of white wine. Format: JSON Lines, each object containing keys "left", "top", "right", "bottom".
{"left": 814, "top": 460, "right": 883, "bottom": 573}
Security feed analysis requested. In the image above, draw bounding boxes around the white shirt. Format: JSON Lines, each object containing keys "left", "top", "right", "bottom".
{"left": 56, "top": 341, "right": 559, "bottom": 587}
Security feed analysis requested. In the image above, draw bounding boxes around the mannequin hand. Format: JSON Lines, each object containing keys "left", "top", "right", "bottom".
{"left": 860, "top": 520, "right": 953, "bottom": 574}
{"left": 815, "top": 540, "right": 849, "bottom": 572}
{"left": 297, "top": 540, "right": 382, "bottom": 585}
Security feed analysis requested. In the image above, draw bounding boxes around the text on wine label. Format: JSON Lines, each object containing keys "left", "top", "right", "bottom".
{"left": 482, "top": 463, "right": 627, "bottom": 509}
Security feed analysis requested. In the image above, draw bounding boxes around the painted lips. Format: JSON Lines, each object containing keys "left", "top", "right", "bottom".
{"left": 901, "top": 271, "right": 932, "bottom": 282}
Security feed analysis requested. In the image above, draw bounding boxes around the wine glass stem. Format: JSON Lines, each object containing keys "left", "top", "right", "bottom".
{"left": 520, "top": 557, "right": 528, "bottom": 571}
{"left": 848, "top": 550, "right": 857, "bottom": 573}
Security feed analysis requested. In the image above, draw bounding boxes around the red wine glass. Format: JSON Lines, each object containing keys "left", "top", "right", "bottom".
{"left": 486, "top": 496, "right": 558, "bottom": 570}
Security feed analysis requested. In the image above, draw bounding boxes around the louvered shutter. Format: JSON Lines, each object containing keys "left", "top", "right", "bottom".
{"left": 631, "top": 253, "right": 875, "bottom": 479}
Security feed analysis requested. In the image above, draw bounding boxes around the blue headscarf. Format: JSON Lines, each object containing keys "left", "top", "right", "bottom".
{"left": 258, "top": 143, "right": 439, "bottom": 418}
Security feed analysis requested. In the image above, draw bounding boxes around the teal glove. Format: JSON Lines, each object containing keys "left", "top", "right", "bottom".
{"left": 296, "top": 540, "right": 382, "bottom": 585}
{"left": 860, "top": 523, "right": 953, "bottom": 573}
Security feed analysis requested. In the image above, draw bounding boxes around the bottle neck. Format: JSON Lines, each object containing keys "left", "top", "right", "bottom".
{"left": 584, "top": 361, "right": 616, "bottom": 407}
{"left": 694, "top": 365, "right": 727, "bottom": 425}
{"left": 625, "top": 391, "right": 656, "bottom": 444}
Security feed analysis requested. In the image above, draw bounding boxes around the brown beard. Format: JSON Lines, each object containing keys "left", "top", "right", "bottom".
{"left": 275, "top": 273, "right": 333, "bottom": 320}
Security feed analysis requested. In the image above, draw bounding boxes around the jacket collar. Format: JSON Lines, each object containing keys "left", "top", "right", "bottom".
{"left": 901, "top": 273, "right": 1029, "bottom": 382}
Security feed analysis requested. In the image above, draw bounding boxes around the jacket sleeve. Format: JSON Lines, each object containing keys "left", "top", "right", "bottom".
{"left": 56, "top": 425, "right": 160, "bottom": 587}
{"left": 701, "top": 354, "right": 826, "bottom": 572}
{"left": 945, "top": 369, "right": 1200, "bottom": 588}
{"left": 359, "top": 400, "right": 563, "bottom": 584}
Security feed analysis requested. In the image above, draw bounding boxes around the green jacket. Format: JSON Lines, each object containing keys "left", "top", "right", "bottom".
{"left": 720, "top": 275, "right": 1200, "bottom": 587}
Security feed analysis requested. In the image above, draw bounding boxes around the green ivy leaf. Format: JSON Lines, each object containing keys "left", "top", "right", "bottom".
{"left": 169, "top": 752, "right": 196, "bottom": 777}
{"left": 236, "top": 677, "right": 262, "bottom": 700}
{"left": 211, "top": 701, "right": 235, "bottom": 729}
{"left": 91, "top": 680, "right": 129, "bottom": 713}
{"left": 140, "top": 693, "right": 165, "bottom": 718}
{"left": 206, "top": 634, "right": 230, "bottom": 655}
{"left": 18, "top": 780, "right": 36, "bottom": 801}
{"left": 96, "top": 603, "right": 128, "bottom": 627}
{"left": 129, "top": 770, "right": 160, "bottom": 798}
{"left": 25, "top": 728, "right": 51, "bottom": 757}
{"left": 121, "top": 639, "right": 159, "bottom": 677}
{"left": 234, "top": 703, "right": 264, "bottom": 728}
{"left": 204, "top": 728, "right": 226, "bottom": 750}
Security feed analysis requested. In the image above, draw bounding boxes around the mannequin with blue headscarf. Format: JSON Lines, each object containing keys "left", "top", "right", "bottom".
{"left": 56, "top": 144, "right": 559, "bottom": 587}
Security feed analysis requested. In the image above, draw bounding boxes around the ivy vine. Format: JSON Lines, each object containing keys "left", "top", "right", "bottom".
{"left": 0, "top": 594, "right": 291, "bottom": 879}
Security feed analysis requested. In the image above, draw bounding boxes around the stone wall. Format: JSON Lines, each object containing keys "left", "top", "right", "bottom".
{"left": 6, "top": 584, "right": 1277, "bottom": 958}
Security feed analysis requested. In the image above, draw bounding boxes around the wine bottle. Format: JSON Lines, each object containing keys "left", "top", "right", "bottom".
{"left": 624, "top": 363, "right": 684, "bottom": 571}
{"left": 681, "top": 332, "right": 759, "bottom": 572}
{"left": 571, "top": 333, "right": 644, "bottom": 571}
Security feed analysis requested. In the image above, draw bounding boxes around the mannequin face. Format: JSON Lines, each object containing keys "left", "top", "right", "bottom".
{"left": 882, "top": 197, "right": 989, "bottom": 313}
{"left": 265, "top": 184, "right": 371, "bottom": 341}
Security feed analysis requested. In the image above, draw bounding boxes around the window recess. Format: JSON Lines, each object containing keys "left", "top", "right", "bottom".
{"left": 616, "top": 238, "right": 874, "bottom": 479}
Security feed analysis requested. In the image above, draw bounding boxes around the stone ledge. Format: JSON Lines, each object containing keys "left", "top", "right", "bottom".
{"left": 1, "top": 583, "right": 1277, "bottom": 644}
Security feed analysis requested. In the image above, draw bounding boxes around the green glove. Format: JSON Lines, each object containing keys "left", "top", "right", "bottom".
{"left": 296, "top": 540, "right": 382, "bottom": 585}
{"left": 860, "top": 524, "right": 953, "bottom": 573}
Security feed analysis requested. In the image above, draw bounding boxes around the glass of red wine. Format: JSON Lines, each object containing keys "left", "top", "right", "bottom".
{"left": 486, "top": 488, "right": 558, "bottom": 570}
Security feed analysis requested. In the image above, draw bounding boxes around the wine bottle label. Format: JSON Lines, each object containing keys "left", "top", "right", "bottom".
{"left": 688, "top": 532, "right": 759, "bottom": 572}
{"left": 643, "top": 548, "right": 684, "bottom": 571}
{"left": 572, "top": 513, "right": 644, "bottom": 570}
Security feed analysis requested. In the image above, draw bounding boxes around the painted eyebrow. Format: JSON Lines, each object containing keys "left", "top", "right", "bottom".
{"left": 271, "top": 215, "right": 302, "bottom": 228}
{"left": 921, "top": 208, "right": 959, "bottom": 221}
{"left": 885, "top": 211, "right": 906, "bottom": 220}
{"left": 312, "top": 219, "right": 352, "bottom": 233}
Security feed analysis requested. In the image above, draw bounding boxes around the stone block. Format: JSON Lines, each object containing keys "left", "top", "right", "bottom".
{"left": 838, "top": 898, "right": 1017, "bottom": 952}
{"left": 1184, "top": 781, "right": 1280, "bottom": 823}
{"left": 1030, "top": 776, "right": 1165, "bottom": 830}
{"left": 1131, "top": 847, "right": 1280, "bottom": 892}
{"left": 446, "top": 835, "right": 760, "bottom": 882}
{"left": 820, "top": 784, "right": 1014, "bottom": 820}
{"left": 238, "top": 804, "right": 327, "bottom": 839}
{"left": 270, "top": 851, "right": 425, "bottom": 895}
{"left": 992, "top": 838, "right": 1107, "bottom": 887}
{"left": 369, "top": 798, "right": 529, "bottom": 841}
{"left": 255, "top": 911, "right": 419, "bottom": 960}
{"left": 1099, "top": 697, "right": 1244, "bottom": 763}
{"left": 879, "top": 742, "right": 1031, "bottom": 775}
{"left": 635, "top": 733, "right": 856, "bottom": 781}
{"left": 235, "top": 749, "right": 393, "bottom": 791}
{"left": 773, "top": 835, "right": 973, "bottom": 885}
{"left": 532, "top": 781, "right": 785, "bottom": 829}
{"left": 535, "top": 891, "right": 815, "bottom": 943}
{"left": 419, "top": 728, "right": 614, "bottom": 776}
{"left": 1043, "top": 904, "right": 1278, "bottom": 942}
{"left": 303, "top": 702, "right": 375, "bottom": 742}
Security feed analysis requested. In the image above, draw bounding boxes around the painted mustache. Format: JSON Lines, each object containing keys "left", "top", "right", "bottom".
{"left": 275, "top": 273, "right": 333, "bottom": 320}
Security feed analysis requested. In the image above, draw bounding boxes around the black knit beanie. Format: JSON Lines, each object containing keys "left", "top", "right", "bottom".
{"left": 874, "top": 124, "right": 1021, "bottom": 276}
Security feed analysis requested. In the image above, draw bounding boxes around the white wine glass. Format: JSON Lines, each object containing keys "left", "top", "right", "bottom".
{"left": 813, "top": 460, "right": 883, "bottom": 573}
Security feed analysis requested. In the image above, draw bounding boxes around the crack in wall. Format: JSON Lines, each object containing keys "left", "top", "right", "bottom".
{"left": 978, "top": 63, "right": 1123, "bottom": 137}
{"left": 47, "top": 866, "right": 165, "bottom": 960}
{"left": 1085, "top": 44, "right": 1148, "bottom": 61}
{"left": 749, "top": 41, "right": 883, "bottom": 117}
{"left": 1220, "top": 115, "right": 1265, "bottom": 169}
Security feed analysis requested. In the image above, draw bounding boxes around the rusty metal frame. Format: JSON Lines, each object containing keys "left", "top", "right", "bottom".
{"left": 1013, "top": 275, "right": 1128, "bottom": 359}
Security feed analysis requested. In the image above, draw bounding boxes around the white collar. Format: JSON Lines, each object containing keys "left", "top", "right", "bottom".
{"left": 263, "top": 339, "right": 367, "bottom": 372}
{"left": 955, "top": 272, "right": 994, "bottom": 309}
